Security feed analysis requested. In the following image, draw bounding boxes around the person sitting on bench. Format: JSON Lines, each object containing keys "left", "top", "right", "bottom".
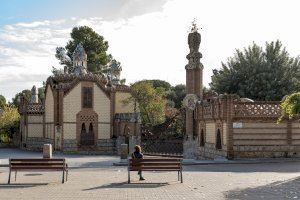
{"left": 131, "top": 145, "right": 145, "bottom": 181}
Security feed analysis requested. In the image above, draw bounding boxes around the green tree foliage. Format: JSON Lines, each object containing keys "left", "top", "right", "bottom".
{"left": 55, "top": 26, "right": 113, "bottom": 74}
{"left": 0, "top": 105, "right": 20, "bottom": 142}
{"left": 167, "top": 84, "right": 186, "bottom": 108}
{"left": 210, "top": 40, "right": 300, "bottom": 101}
{"left": 11, "top": 89, "right": 31, "bottom": 107}
{"left": 278, "top": 92, "right": 300, "bottom": 122}
{"left": 129, "top": 81, "right": 166, "bottom": 125}
{"left": 0, "top": 95, "right": 6, "bottom": 109}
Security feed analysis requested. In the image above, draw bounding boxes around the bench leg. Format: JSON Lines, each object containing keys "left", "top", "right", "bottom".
{"left": 128, "top": 170, "right": 130, "bottom": 184}
{"left": 8, "top": 168, "right": 11, "bottom": 184}
{"left": 15, "top": 171, "right": 17, "bottom": 182}
{"left": 178, "top": 171, "right": 179, "bottom": 181}
{"left": 62, "top": 170, "right": 65, "bottom": 184}
{"left": 180, "top": 169, "right": 183, "bottom": 183}
{"left": 66, "top": 169, "right": 68, "bottom": 182}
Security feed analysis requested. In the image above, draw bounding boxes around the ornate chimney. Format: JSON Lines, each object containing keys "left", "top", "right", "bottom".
{"left": 30, "top": 85, "right": 39, "bottom": 103}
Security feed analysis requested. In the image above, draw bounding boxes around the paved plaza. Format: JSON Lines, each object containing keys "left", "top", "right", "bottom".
{"left": 1, "top": 149, "right": 300, "bottom": 199}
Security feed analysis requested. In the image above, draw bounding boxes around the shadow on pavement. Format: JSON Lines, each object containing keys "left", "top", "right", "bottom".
{"left": 184, "top": 162, "right": 300, "bottom": 173}
{"left": 83, "top": 181, "right": 171, "bottom": 190}
{"left": 0, "top": 183, "right": 48, "bottom": 189}
{"left": 225, "top": 177, "right": 300, "bottom": 200}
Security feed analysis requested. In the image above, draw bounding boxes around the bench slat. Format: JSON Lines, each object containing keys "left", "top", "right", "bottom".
{"left": 10, "top": 162, "right": 64, "bottom": 164}
{"left": 130, "top": 166, "right": 180, "bottom": 170}
{"left": 11, "top": 166, "right": 65, "bottom": 170}
{"left": 129, "top": 159, "right": 181, "bottom": 162}
{"left": 11, "top": 158, "right": 65, "bottom": 161}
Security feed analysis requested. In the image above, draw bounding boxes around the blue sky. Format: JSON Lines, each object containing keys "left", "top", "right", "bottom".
{"left": 1, "top": 0, "right": 300, "bottom": 101}
{"left": 0, "top": 0, "right": 117, "bottom": 25}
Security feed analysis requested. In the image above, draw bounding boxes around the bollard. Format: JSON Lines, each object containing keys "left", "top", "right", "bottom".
{"left": 120, "top": 144, "right": 128, "bottom": 160}
{"left": 43, "top": 144, "right": 52, "bottom": 159}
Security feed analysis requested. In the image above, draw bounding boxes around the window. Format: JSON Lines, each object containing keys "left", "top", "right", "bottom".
{"left": 89, "top": 123, "right": 93, "bottom": 133}
{"left": 81, "top": 123, "right": 86, "bottom": 134}
{"left": 83, "top": 87, "right": 93, "bottom": 108}
{"left": 216, "top": 129, "right": 222, "bottom": 150}
{"left": 200, "top": 129, "right": 205, "bottom": 146}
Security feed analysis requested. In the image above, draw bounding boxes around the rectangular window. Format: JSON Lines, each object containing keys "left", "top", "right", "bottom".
{"left": 83, "top": 87, "right": 93, "bottom": 108}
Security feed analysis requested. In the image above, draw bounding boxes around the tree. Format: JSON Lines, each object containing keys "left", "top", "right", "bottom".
{"left": 55, "top": 26, "right": 113, "bottom": 74}
{"left": 278, "top": 92, "right": 300, "bottom": 122}
{"left": 167, "top": 84, "right": 186, "bottom": 108}
{"left": 128, "top": 81, "right": 166, "bottom": 125}
{"left": 0, "top": 105, "right": 20, "bottom": 142}
{"left": 11, "top": 90, "right": 31, "bottom": 107}
{"left": 0, "top": 95, "right": 6, "bottom": 109}
{"left": 210, "top": 40, "right": 300, "bottom": 101}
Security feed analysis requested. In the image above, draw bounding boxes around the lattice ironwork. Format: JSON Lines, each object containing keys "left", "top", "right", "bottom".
{"left": 233, "top": 102, "right": 281, "bottom": 118}
{"left": 27, "top": 103, "right": 44, "bottom": 114}
{"left": 142, "top": 139, "right": 183, "bottom": 155}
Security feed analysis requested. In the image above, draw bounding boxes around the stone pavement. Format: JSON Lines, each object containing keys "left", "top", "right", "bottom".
{"left": 1, "top": 148, "right": 300, "bottom": 199}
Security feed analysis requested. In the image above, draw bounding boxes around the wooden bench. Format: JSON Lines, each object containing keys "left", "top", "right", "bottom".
{"left": 128, "top": 158, "right": 183, "bottom": 183}
{"left": 8, "top": 158, "right": 68, "bottom": 184}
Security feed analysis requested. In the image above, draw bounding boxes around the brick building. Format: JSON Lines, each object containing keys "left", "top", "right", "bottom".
{"left": 183, "top": 26, "right": 300, "bottom": 159}
{"left": 18, "top": 44, "right": 140, "bottom": 154}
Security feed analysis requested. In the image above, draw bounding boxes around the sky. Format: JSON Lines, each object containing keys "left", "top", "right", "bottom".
{"left": 1, "top": 0, "right": 300, "bottom": 101}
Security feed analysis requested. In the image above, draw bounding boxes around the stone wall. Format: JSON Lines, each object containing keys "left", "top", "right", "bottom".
{"left": 198, "top": 143, "right": 227, "bottom": 159}
{"left": 183, "top": 138, "right": 199, "bottom": 159}
{"left": 27, "top": 115, "right": 43, "bottom": 138}
{"left": 96, "top": 139, "right": 116, "bottom": 154}
{"left": 25, "top": 137, "right": 54, "bottom": 151}
{"left": 232, "top": 121, "right": 300, "bottom": 158}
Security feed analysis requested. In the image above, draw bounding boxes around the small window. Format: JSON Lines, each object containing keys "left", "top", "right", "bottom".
{"left": 89, "top": 123, "right": 93, "bottom": 133}
{"left": 200, "top": 129, "right": 205, "bottom": 146}
{"left": 81, "top": 123, "right": 86, "bottom": 134}
{"left": 216, "top": 129, "right": 222, "bottom": 150}
{"left": 83, "top": 87, "right": 93, "bottom": 108}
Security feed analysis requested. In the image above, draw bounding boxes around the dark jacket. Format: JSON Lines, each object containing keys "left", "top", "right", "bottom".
{"left": 132, "top": 151, "right": 143, "bottom": 159}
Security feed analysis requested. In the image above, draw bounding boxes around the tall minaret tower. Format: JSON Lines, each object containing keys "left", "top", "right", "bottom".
{"left": 184, "top": 22, "right": 203, "bottom": 141}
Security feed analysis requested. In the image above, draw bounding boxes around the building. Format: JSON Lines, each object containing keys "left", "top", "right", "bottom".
{"left": 183, "top": 26, "right": 300, "bottom": 159}
{"left": 18, "top": 44, "right": 140, "bottom": 154}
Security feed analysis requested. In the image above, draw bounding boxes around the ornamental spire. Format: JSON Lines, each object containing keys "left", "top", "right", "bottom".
{"left": 185, "top": 20, "right": 203, "bottom": 70}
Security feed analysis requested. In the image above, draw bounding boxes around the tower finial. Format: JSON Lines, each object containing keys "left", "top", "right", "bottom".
{"left": 191, "top": 19, "right": 198, "bottom": 33}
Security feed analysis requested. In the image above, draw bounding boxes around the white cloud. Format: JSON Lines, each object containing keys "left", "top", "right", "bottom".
{"left": 1, "top": 0, "right": 300, "bottom": 101}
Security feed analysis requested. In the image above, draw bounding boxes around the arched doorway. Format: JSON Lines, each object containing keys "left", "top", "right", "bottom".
{"left": 200, "top": 129, "right": 205, "bottom": 146}
{"left": 216, "top": 129, "right": 222, "bottom": 150}
{"left": 80, "top": 123, "right": 95, "bottom": 146}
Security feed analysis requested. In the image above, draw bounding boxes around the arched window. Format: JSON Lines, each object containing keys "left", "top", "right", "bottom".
{"left": 216, "top": 129, "right": 222, "bottom": 150}
{"left": 81, "top": 123, "right": 86, "bottom": 134}
{"left": 89, "top": 123, "right": 93, "bottom": 133}
{"left": 200, "top": 129, "right": 205, "bottom": 146}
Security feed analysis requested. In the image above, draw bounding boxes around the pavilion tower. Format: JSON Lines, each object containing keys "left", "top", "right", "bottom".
{"left": 185, "top": 23, "right": 203, "bottom": 136}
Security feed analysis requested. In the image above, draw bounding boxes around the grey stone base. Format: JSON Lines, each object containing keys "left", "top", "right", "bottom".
{"left": 62, "top": 139, "right": 117, "bottom": 155}
{"left": 234, "top": 145, "right": 300, "bottom": 158}
{"left": 183, "top": 137, "right": 199, "bottom": 159}
{"left": 24, "top": 137, "right": 54, "bottom": 151}
{"left": 197, "top": 143, "right": 227, "bottom": 159}
{"left": 63, "top": 139, "right": 77, "bottom": 151}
